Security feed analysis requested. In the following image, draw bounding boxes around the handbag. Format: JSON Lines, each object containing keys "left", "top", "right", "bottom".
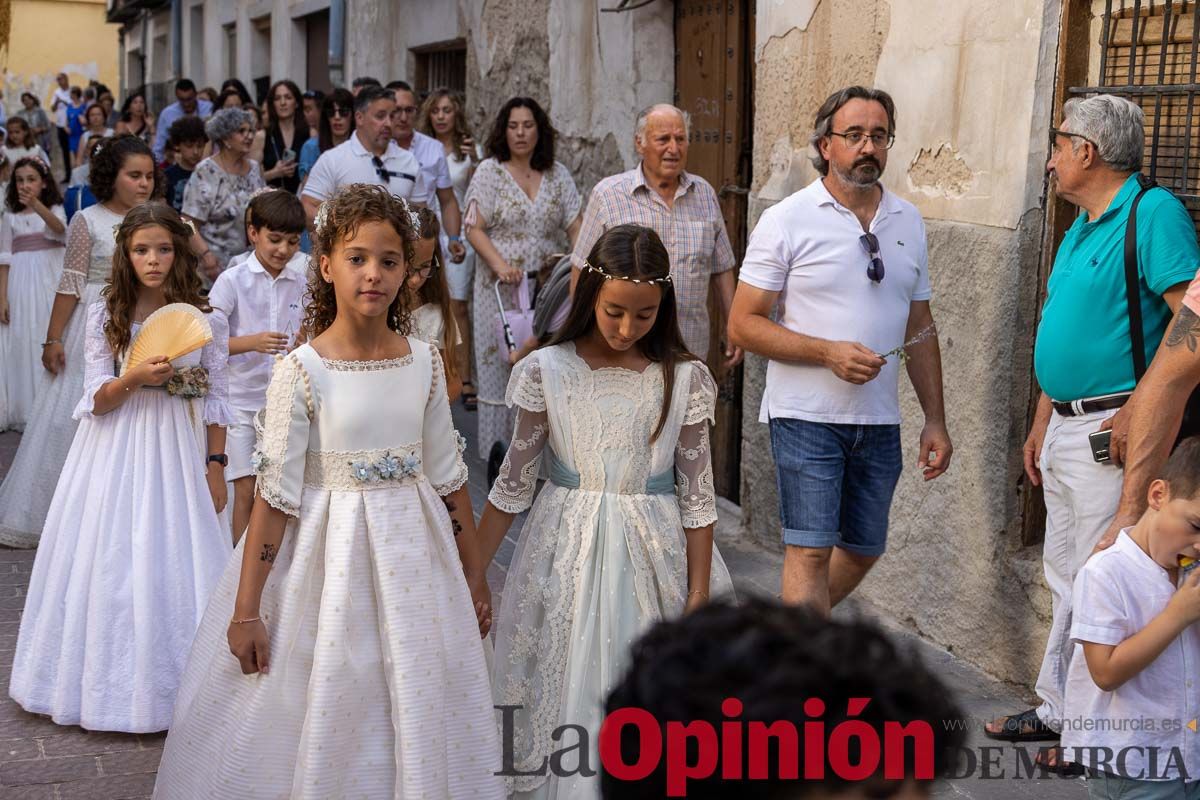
{"left": 1122, "top": 174, "right": 1200, "bottom": 444}
{"left": 493, "top": 275, "right": 535, "bottom": 359}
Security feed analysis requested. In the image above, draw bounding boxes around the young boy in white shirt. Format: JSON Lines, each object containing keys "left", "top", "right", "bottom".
{"left": 207, "top": 189, "right": 308, "bottom": 543}
{"left": 1062, "top": 438, "right": 1200, "bottom": 799}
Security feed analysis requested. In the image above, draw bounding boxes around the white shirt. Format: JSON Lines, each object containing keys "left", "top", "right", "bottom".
{"left": 52, "top": 87, "right": 70, "bottom": 129}
{"left": 207, "top": 251, "right": 309, "bottom": 412}
{"left": 401, "top": 131, "right": 453, "bottom": 205}
{"left": 410, "top": 302, "right": 461, "bottom": 350}
{"left": 739, "top": 178, "right": 932, "bottom": 425}
{"left": 303, "top": 133, "right": 422, "bottom": 204}
{"left": 1062, "top": 530, "right": 1200, "bottom": 781}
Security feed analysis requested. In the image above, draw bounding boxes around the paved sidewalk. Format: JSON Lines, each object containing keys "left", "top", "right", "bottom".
{"left": 0, "top": 407, "right": 1088, "bottom": 798}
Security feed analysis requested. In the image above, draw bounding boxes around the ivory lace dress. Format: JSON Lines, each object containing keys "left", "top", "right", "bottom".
{"left": 153, "top": 340, "right": 505, "bottom": 800}
{"left": 9, "top": 302, "right": 234, "bottom": 732}
{"left": 0, "top": 203, "right": 123, "bottom": 547}
{"left": 489, "top": 343, "right": 735, "bottom": 799}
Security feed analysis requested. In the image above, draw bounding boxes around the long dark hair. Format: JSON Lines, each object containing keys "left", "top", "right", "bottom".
{"left": 103, "top": 204, "right": 208, "bottom": 355}
{"left": 549, "top": 224, "right": 695, "bottom": 441}
{"left": 485, "top": 97, "right": 556, "bottom": 171}
{"left": 5, "top": 117, "right": 35, "bottom": 149}
{"left": 6, "top": 157, "right": 63, "bottom": 212}
{"left": 266, "top": 79, "right": 309, "bottom": 143}
{"left": 119, "top": 91, "right": 149, "bottom": 119}
{"left": 89, "top": 134, "right": 163, "bottom": 203}
{"left": 410, "top": 207, "right": 458, "bottom": 379}
{"left": 318, "top": 88, "right": 356, "bottom": 153}
{"left": 220, "top": 78, "right": 253, "bottom": 106}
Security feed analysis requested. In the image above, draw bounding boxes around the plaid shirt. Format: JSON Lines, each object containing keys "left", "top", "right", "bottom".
{"left": 571, "top": 166, "right": 735, "bottom": 357}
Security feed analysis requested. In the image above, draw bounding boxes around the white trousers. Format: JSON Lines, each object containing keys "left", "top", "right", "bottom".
{"left": 1034, "top": 407, "right": 1123, "bottom": 729}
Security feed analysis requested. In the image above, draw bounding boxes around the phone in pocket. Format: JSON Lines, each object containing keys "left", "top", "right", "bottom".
{"left": 1088, "top": 429, "right": 1112, "bottom": 464}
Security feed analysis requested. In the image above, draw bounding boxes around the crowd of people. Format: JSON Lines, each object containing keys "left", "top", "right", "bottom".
{"left": 0, "top": 68, "right": 1194, "bottom": 799}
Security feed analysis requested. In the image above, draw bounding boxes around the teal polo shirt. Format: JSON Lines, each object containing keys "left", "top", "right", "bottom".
{"left": 1035, "top": 173, "right": 1200, "bottom": 401}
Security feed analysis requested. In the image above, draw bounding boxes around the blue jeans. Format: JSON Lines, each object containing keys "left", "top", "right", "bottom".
{"left": 1088, "top": 772, "right": 1200, "bottom": 800}
{"left": 768, "top": 418, "right": 902, "bottom": 556}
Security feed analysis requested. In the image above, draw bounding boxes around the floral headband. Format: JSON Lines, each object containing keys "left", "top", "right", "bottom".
{"left": 583, "top": 258, "right": 673, "bottom": 286}
{"left": 312, "top": 195, "right": 421, "bottom": 239}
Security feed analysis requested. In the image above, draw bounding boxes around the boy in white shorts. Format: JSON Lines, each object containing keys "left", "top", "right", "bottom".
{"left": 1062, "top": 438, "right": 1200, "bottom": 799}
{"left": 207, "top": 189, "right": 308, "bottom": 543}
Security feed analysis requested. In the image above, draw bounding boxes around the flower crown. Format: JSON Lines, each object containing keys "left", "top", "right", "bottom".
{"left": 583, "top": 258, "right": 673, "bottom": 286}
{"left": 311, "top": 196, "right": 421, "bottom": 239}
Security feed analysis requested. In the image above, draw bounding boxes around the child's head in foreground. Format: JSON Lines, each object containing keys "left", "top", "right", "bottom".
{"left": 1139, "top": 436, "right": 1200, "bottom": 570}
{"left": 247, "top": 189, "right": 305, "bottom": 275}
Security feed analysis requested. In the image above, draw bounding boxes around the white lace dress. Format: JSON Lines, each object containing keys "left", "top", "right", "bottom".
{"left": 489, "top": 343, "right": 735, "bottom": 799}
{"left": 0, "top": 205, "right": 66, "bottom": 431}
{"left": 0, "top": 203, "right": 123, "bottom": 546}
{"left": 8, "top": 302, "right": 234, "bottom": 733}
{"left": 153, "top": 340, "right": 505, "bottom": 800}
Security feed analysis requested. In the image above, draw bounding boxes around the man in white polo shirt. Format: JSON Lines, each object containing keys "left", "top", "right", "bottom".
{"left": 301, "top": 85, "right": 423, "bottom": 225}
{"left": 729, "top": 85, "right": 952, "bottom": 614}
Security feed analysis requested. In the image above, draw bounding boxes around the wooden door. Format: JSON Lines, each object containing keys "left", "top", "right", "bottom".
{"left": 675, "top": 0, "right": 754, "bottom": 502}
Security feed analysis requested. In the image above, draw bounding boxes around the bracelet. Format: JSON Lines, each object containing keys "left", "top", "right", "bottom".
{"left": 448, "top": 235, "right": 463, "bottom": 243}
{"left": 41, "top": 338, "right": 62, "bottom": 347}
{"left": 688, "top": 590, "right": 709, "bottom": 600}
{"left": 230, "top": 616, "right": 261, "bottom": 624}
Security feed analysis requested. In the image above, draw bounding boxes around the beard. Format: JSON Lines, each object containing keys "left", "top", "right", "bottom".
{"left": 833, "top": 156, "right": 883, "bottom": 188}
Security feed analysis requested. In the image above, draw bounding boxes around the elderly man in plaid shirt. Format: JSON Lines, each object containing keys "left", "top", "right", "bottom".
{"left": 570, "top": 104, "right": 742, "bottom": 366}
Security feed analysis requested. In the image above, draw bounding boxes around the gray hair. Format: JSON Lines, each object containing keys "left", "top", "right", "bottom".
{"left": 808, "top": 86, "right": 897, "bottom": 176}
{"left": 1061, "top": 95, "right": 1145, "bottom": 172}
{"left": 634, "top": 104, "right": 691, "bottom": 145}
{"left": 205, "top": 108, "right": 254, "bottom": 144}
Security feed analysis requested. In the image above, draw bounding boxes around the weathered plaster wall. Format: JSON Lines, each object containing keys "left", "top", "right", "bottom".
{"left": 460, "top": 0, "right": 674, "bottom": 196}
{"left": 742, "top": 0, "right": 1062, "bottom": 688}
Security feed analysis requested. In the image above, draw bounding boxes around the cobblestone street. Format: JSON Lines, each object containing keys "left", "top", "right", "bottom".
{"left": 0, "top": 406, "right": 1087, "bottom": 798}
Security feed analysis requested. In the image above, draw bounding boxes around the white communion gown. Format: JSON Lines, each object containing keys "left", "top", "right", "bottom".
{"left": 0, "top": 205, "right": 67, "bottom": 431}
{"left": 9, "top": 302, "right": 234, "bottom": 732}
{"left": 153, "top": 339, "right": 506, "bottom": 800}
{"left": 0, "top": 203, "right": 123, "bottom": 547}
{"left": 488, "top": 342, "right": 736, "bottom": 799}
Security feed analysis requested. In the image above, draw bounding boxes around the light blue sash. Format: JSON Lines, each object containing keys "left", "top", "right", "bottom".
{"left": 546, "top": 450, "right": 674, "bottom": 495}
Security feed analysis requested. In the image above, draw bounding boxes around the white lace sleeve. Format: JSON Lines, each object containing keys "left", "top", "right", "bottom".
{"left": 200, "top": 310, "right": 234, "bottom": 426}
{"left": 676, "top": 362, "right": 717, "bottom": 529}
{"left": 253, "top": 354, "right": 312, "bottom": 516}
{"left": 56, "top": 212, "right": 91, "bottom": 298}
{"left": 72, "top": 302, "right": 117, "bottom": 419}
{"left": 422, "top": 341, "right": 468, "bottom": 495}
{"left": 0, "top": 213, "right": 12, "bottom": 265}
{"left": 489, "top": 354, "right": 548, "bottom": 513}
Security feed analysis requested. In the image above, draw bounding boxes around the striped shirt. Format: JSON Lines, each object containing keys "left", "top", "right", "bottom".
{"left": 571, "top": 165, "right": 735, "bottom": 357}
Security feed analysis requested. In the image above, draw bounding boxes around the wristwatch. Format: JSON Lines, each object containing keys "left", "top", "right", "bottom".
{"left": 207, "top": 454, "right": 229, "bottom": 467}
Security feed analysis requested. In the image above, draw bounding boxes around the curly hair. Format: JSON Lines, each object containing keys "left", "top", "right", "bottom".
{"left": 89, "top": 134, "right": 162, "bottom": 203}
{"left": 485, "top": 97, "right": 557, "bottom": 171}
{"left": 6, "top": 157, "right": 64, "bottom": 213}
{"left": 602, "top": 596, "right": 967, "bottom": 799}
{"left": 103, "top": 204, "right": 209, "bottom": 356}
{"left": 304, "top": 184, "right": 418, "bottom": 338}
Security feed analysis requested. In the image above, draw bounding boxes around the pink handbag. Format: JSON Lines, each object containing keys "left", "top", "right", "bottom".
{"left": 494, "top": 275, "right": 535, "bottom": 358}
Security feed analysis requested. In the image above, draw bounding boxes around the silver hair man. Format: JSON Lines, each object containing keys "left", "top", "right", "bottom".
{"left": 1060, "top": 94, "right": 1144, "bottom": 173}
{"left": 634, "top": 104, "right": 691, "bottom": 145}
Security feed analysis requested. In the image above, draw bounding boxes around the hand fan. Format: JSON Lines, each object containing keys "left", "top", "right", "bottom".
{"left": 120, "top": 303, "right": 213, "bottom": 376}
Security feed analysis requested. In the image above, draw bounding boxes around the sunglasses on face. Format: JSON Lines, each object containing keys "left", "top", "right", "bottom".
{"left": 330, "top": 107, "right": 351, "bottom": 118}
{"left": 859, "top": 232, "right": 885, "bottom": 283}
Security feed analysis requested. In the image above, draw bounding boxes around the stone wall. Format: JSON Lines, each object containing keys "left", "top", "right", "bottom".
{"left": 740, "top": 0, "right": 1063, "bottom": 688}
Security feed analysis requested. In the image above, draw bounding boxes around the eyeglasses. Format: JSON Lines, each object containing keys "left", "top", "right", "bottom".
{"left": 830, "top": 131, "right": 895, "bottom": 150}
{"left": 860, "top": 233, "right": 885, "bottom": 283}
{"left": 394, "top": 106, "right": 418, "bottom": 117}
{"left": 413, "top": 262, "right": 438, "bottom": 280}
{"left": 1050, "top": 126, "right": 1100, "bottom": 151}
{"left": 371, "top": 155, "right": 415, "bottom": 186}
{"left": 330, "top": 107, "right": 351, "bottom": 118}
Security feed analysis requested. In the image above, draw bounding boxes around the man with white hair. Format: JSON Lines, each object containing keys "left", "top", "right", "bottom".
{"left": 570, "top": 103, "right": 741, "bottom": 364}
{"left": 986, "top": 94, "right": 1199, "bottom": 751}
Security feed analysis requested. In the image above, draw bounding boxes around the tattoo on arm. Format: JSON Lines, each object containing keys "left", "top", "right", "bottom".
{"left": 452, "top": 519, "right": 463, "bottom": 536}
{"left": 260, "top": 543, "right": 278, "bottom": 563}
{"left": 443, "top": 497, "right": 463, "bottom": 536}
{"left": 1166, "top": 306, "right": 1200, "bottom": 353}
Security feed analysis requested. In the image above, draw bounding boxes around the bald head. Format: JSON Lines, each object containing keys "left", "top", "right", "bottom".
{"left": 635, "top": 104, "right": 690, "bottom": 188}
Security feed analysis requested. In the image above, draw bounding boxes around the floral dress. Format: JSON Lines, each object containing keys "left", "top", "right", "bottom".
{"left": 181, "top": 156, "right": 266, "bottom": 272}
{"left": 488, "top": 343, "right": 735, "bottom": 798}
{"left": 464, "top": 158, "right": 580, "bottom": 459}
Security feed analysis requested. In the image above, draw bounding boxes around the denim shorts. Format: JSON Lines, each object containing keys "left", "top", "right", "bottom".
{"left": 768, "top": 417, "right": 903, "bottom": 556}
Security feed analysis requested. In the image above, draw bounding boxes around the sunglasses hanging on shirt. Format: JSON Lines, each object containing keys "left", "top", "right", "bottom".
{"left": 859, "top": 232, "right": 886, "bottom": 284}
{"left": 371, "top": 155, "right": 416, "bottom": 186}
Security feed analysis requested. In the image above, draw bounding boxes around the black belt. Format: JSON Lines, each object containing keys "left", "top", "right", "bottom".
{"left": 1051, "top": 393, "right": 1131, "bottom": 417}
